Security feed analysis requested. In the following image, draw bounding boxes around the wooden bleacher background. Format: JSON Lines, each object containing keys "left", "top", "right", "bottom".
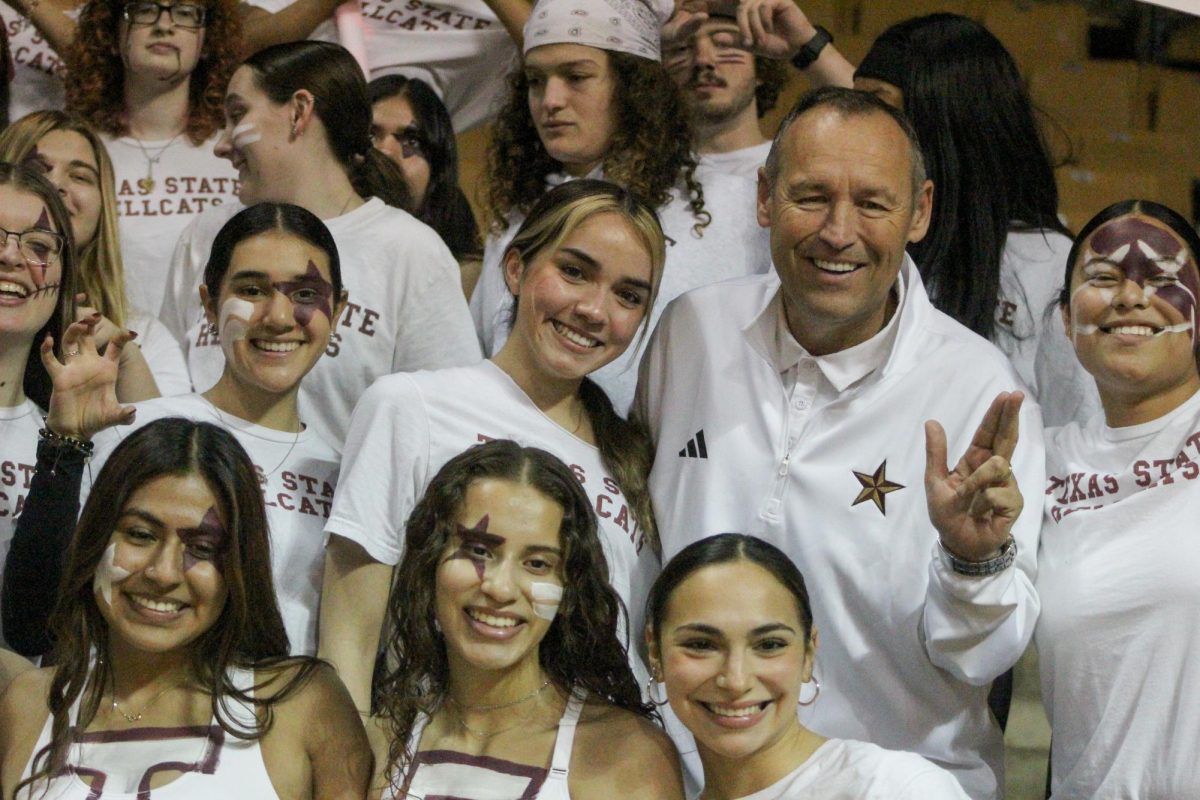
{"left": 454, "top": 0, "right": 1200, "bottom": 233}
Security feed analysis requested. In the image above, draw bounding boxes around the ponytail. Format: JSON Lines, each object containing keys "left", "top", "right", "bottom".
{"left": 578, "top": 378, "right": 659, "bottom": 555}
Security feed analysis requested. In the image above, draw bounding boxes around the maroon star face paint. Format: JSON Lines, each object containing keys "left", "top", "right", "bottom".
{"left": 1085, "top": 216, "right": 1199, "bottom": 345}
{"left": 271, "top": 260, "right": 334, "bottom": 327}
{"left": 23, "top": 207, "right": 56, "bottom": 287}
{"left": 446, "top": 515, "right": 505, "bottom": 581}
{"left": 177, "top": 507, "right": 226, "bottom": 574}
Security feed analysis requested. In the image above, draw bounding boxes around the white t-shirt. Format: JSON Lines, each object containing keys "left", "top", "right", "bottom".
{"left": 327, "top": 360, "right": 659, "bottom": 664}
{"left": 1037, "top": 388, "right": 1200, "bottom": 799}
{"left": 1, "top": 4, "right": 67, "bottom": 122}
{"left": 695, "top": 141, "right": 772, "bottom": 181}
{"left": 994, "top": 228, "right": 1100, "bottom": 427}
{"left": 242, "top": 0, "right": 516, "bottom": 132}
{"left": 160, "top": 198, "right": 482, "bottom": 449}
{"left": 102, "top": 133, "right": 240, "bottom": 314}
{"left": 470, "top": 171, "right": 771, "bottom": 414}
{"left": 723, "top": 739, "right": 969, "bottom": 800}
{"left": 0, "top": 398, "right": 41, "bottom": 651}
{"left": 127, "top": 311, "right": 191, "bottom": 396}
{"left": 84, "top": 394, "right": 339, "bottom": 656}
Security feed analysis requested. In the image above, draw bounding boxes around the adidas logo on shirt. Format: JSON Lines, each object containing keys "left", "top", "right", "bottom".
{"left": 678, "top": 430, "right": 708, "bottom": 459}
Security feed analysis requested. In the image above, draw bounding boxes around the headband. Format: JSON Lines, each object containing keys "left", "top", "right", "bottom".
{"left": 524, "top": 0, "right": 673, "bottom": 61}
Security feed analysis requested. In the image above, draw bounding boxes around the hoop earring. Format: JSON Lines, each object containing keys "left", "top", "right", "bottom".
{"left": 645, "top": 676, "right": 669, "bottom": 708}
{"left": 797, "top": 676, "right": 820, "bottom": 707}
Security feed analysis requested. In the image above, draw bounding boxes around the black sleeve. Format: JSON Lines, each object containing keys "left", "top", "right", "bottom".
{"left": 1, "top": 439, "right": 86, "bottom": 657}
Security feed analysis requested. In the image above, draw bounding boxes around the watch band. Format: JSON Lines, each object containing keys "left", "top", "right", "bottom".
{"left": 938, "top": 535, "right": 1017, "bottom": 577}
{"left": 790, "top": 24, "right": 833, "bottom": 71}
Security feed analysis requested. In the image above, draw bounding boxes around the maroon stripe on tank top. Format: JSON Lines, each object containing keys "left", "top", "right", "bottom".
{"left": 413, "top": 748, "right": 547, "bottom": 799}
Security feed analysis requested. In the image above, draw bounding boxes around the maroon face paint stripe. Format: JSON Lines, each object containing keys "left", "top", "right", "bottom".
{"left": 1091, "top": 217, "right": 1199, "bottom": 338}
{"left": 34, "top": 208, "right": 51, "bottom": 231}
{"left": 446, "top": 515, "right": 502, "bottom": 581}
{"left": 272, "top": 260, "right": 334, "bottom": 327}
{"left": 178, "top": 507, "right": 226, "bottom": 573}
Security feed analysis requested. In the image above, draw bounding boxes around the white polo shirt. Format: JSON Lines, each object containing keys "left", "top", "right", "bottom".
{"left": 636, "top": 258, "right": 1045, "bottom": 800}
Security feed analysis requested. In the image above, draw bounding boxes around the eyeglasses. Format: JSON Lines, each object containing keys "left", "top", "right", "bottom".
{"left": 0, "top": 225, "right": 66, "bottom": 266}
{"left": 123, "top": 1, "right": 207, "bottom": 29}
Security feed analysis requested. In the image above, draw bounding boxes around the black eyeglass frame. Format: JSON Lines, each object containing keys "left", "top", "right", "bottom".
{"left": 122, "top": 1, "right": 208, "bottom": 29}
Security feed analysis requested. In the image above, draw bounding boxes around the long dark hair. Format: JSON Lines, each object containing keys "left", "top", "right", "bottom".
{"left": 243, "top": 42, "right": 410, "bottom": 211}
{"left": 646, "top": 534, "right": 815, "bottom": 647}
{"left": 503, "top": 180, "right": 665, "bottom": 553}
{"left": 864, "top": 13, "right": 1069, "bottom": 340}
{"left": 378, "top": 440, "right": 654, "bottom": 785}
{"left": 0, "top": 162, "right": 80, "bottom": 411}
{"left": 19, "top": 419, "right": 320, "bottom": 798}
{"left": 1059, "top": 199, "right": 1200, "bottom": 309}
{"left": 368, "top": 75, "right": 481, "bottom": 260}
{"left": 203, "top": 202, "right": 342, "bottom": 301}
{"left": 487, "top": 50, "right": 708, "bottom": 234}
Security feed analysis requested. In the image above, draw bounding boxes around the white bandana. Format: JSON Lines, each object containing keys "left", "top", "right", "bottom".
{"left": 523, "top": 0, "right": 673, "bottom": 61}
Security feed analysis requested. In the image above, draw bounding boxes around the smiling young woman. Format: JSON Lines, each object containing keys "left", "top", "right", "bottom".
{"left": 0, "top": 111, "right": 191, "bottom": 396}
{"left": 0, "top": 419, "right": 370, "bottom": 800}
{"left": 0, "top": 163, "right": 79, "bottom": 652}
{"left": 1037, "top": 200, "right": 1200, "bottom": 798}
{"left": 372, "top": 440, "right": 683, "bottom": 800}
{"left": 322, "top": 179, "right": 665, "bottom": 717}
{"left": 2, "top": 203, "right": 344, "bottom": 659}
{"left": 645, "top": 535, "right": 969, "bottom": 800}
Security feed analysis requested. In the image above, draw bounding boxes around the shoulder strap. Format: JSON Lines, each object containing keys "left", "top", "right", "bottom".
{"left": 545, "top": 688, "right": 588, "bottom": 781}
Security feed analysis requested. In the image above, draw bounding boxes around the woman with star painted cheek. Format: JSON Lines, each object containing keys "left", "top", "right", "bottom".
{"left": 372, "top": 439, "right": 683, "bottom": 800}
{"left": 0, "top": 418, "right": 371, "bottom": 800}
{"left": 0, "top": 110, "right": 190, "bottom": 398}
{"left": 2, "top": 203, "right": 347, "bottom": 660}
{"left": 645, "top": 534, "right": 968, "bottom": 800}
{"left": 63, "top": 0, "right": 243, "bottom": 317}
{"left": 323, "top": 179, "right": 664, "bottom": 721}
{"left": 1036, "top": 200, "right": 1200, "bottom": 799}
{"left": 0, "top": 163, "right": 80, "bottom": 652}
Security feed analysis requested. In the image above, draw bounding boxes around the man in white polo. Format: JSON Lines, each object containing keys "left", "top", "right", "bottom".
{"left": 636, "top": 87, "right": 1043, "bottom": 800}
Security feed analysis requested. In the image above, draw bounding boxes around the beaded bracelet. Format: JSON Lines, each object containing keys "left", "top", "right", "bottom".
{"left": 38, "top": 426, "right": 95, "bottom": 457}
{"left": 938, "top": 535, "right": 1017, "bottom": 577}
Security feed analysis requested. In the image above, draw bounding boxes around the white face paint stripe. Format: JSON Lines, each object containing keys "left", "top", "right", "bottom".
{"left": 93, "top": 542, "right": 132, "bottom": 608}
{"left": 530, "top": 582, "right": 563, "bottom": 620}
{"left": 231, "top": 122, "right": 261, "bottom": 148}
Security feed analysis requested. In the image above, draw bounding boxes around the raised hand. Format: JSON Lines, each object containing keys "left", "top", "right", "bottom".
{"left": 924, "top": 392, "right": 1025, "bottom": 563}
{"left": 666, "top": 0, "right": 820, "bottom": 59}
{"left": 41, "top": 315, "right": 137, "bottom": 441}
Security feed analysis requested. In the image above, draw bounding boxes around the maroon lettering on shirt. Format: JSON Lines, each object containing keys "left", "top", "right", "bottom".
{"left": 362, "top": 0, "right": 495, "bottom": 31}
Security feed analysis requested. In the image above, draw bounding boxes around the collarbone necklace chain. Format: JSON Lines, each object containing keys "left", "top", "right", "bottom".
{"left": 109, "top": 676, "right": 186, "bottom": 723}
{"left": 132, "top": 131, "right": 184, "bottom": 193}
{"left": 447, "top": 678, "right": 553, "bottom": 739}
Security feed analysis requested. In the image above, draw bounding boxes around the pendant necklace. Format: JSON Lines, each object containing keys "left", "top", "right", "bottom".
{"left": 109, "top": 676, "right": 185, "bottom": 723}
{"left": 132, "top": 132, "right": 184, "bottom": 193}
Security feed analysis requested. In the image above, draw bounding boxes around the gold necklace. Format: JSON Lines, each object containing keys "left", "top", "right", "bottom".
{"left": 109, "top": 679, "right": 184, "bottom": 723}
{"left": 131, "top": 132, "right": 183, "bottom": 193}
{"left": 446, "top": 679, "right": 553, "bottom": 739}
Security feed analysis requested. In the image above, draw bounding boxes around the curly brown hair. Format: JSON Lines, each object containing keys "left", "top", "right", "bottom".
{"left": 377, "top": 440, "right": 655, "bottom": 789}
{"left": 64, "top": 0, "right": 241, "bottom": 144}
{"left": 486, "top": 51, "right": 709, "bottom": 235}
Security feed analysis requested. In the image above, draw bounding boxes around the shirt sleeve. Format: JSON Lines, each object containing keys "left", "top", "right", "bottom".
{"left": 324, "top": 375, "right": 431, "bottom": 565}
{"left": 921, "top": 397, "right": 1045, "bottom": 685}
{"left": 895, "top": 765, "right": 973, "bottom": 799}
{"left": 390, "top": 235, "right": 482, "bottom": 373}
{"left": 158, "top": 214, "right": 209, "bottom": 344}
{"left": 1, "top": 440, "right": 85, "bottom": 656}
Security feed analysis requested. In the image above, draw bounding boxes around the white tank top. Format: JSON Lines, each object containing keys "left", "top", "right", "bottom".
{"left": 19, "top": 667, "right": 282, "bottom": 800}
{"left": 394, "top": 687, "right": 587, "bottom": 800}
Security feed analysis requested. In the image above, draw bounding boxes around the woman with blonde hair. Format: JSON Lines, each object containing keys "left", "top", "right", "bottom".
{"left": 470, "top": 0, "right": 770, "bottom": 413}
{"left": 0, "top": 110, "right": 190, "bottom": 396}
{"left": 323, "top": 179, "right": 666, "bottom": 716}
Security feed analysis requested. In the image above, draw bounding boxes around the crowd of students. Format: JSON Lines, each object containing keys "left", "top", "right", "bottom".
{"left": 0, "top": 0, "right": 1196, "bottom": 799}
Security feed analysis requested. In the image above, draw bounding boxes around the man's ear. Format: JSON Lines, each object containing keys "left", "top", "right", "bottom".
{"left": 907, "top": 179, "right": 934, "bottom": 244}
{"left": 756, "top": 167, "right": 772, "bottom": 230}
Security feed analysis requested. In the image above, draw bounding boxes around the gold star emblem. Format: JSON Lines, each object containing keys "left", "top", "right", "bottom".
{"left": 852, "top": 460, "right": 905, "bottom": 516}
